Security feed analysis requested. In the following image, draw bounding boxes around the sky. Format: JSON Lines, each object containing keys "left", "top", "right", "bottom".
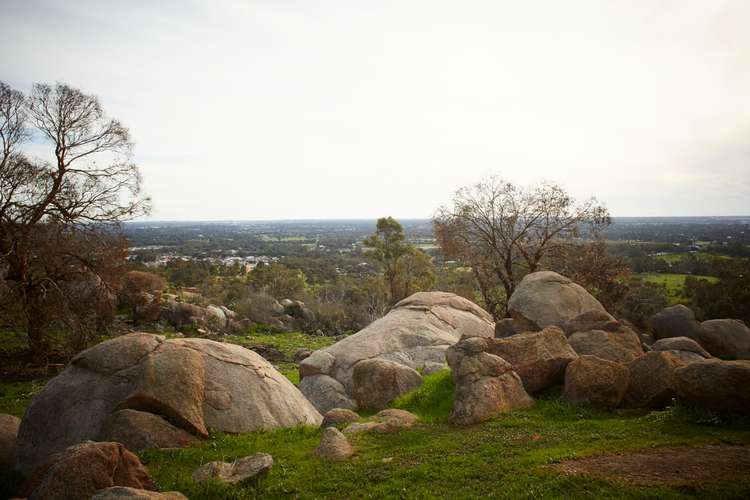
{"left": 2, "top": 0, "right": 749, "bottom": 220}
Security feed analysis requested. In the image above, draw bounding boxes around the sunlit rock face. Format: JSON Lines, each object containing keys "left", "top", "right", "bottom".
{"left": 299, "top": 292, "right": 495, "bottom": 413}
{"left": 15, "top": 333, "right": 322, "bottom": 474}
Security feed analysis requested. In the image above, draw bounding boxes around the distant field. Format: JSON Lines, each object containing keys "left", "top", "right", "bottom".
{"left": 654, "top": 252, "right": 730, "bottom": 264}
{"left": 258, "top": 234, "right": 309, "bottom": 242}
{"left": 638, "top": 273, "right": 719, "bottom": 303}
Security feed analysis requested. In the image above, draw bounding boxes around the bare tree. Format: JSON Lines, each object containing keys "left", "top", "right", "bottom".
{"left": 0, "top": 81, "right": 150, "bottom": 353}
{"left": 434, "top": 175, "right": 610, "bottom": 319}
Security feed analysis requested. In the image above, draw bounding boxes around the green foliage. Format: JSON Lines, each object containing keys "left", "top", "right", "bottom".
{"left": 391, "top": 369, "right": 454, "bottom": 423}
{"left": 435, "top": 265, "right": 480, "bottom": 303}
{"left": 638, "top": 273, "right": 717, "bottom": 304}
{"left": 161, "top": 259, "right": 212, "bottom": 287}
{"left": 247, "top": 263, "right": 308, "bottom": 301}
{"left": 226, "top": 332, "right": 336, "bottom": 360}
{"left": 0, "top": 379, "right": 45, "bottom": 417}
{"left": 617, "top": 279, "right": 670, "bottom": 329}
{"left": 365, "top": 216, "right": 435, "bottom": 303}
{"left": 684, "top": 259, "right": 750, "bottom": 323}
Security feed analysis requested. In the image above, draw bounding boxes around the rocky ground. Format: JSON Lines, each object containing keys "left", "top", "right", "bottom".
{"left": 2, "top": 271, "right": 750, "bottom": 499}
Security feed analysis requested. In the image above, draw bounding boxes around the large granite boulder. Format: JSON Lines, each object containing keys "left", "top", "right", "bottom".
{"left": 298, "top": 375, "right": 356, "bottom": 413}
{"left": 623, "top": 352, "right": 684, "bottom": 409}
{"left": 568, "top": 329, "right": 644, "bottom": 364}
{"left": 651, "top": 336, "right": 711, "bottom": 363}
{"left": 651, "top": 337, "right": 711, "bottom": 358}
{"left": 321, "top": 408, "right": 360, "bottom": 428}
{"left": 487, "top": 327, "right": 578, "bottom": 393}
{"left": 507, "top": 271, "right": 612, "bottom": 331}
{"left": 15, "top": 333, "right": 322, "bottom": 474}
{"left": 0, "top": 413, "right": 20, "bottom": 472}
{"left": 99, "top": 410, "right": 199, "bottom": 453}
{"left": 314, "top": 427, "right": 355, "bottom": 460}
{"left": 351, "top": 359, "right": 423, "bottom": 410}
{"left": 698, "top": 319, "right": 750, "bottom": 360}
{"left": 21, "top": 441, "right": 155, "bottom": 500}
{"left": 494, "top": 318, "right": 526, "bottom": 338}
{"left": 563, "top": 355, "right": 629, "bottom": 409}
{"left": 159, "top": 301, "right": 237, "bottom": 331}
{"left": 446, "top": 337, "right": 533, "bottom": 425}
{"left": 561, "top": 310, "right": 621, "bottom": 337}
{"left": 648, "top": 305, "right": 702, "bottom": 341}
{"left": 298, "top": 292, "right": 494, "bottom": 413}
{"left": 192, "top": 453, "right": 273, "bottom": 485}
{"left": 674, "top": 359, "right": 750, "bottom": 415}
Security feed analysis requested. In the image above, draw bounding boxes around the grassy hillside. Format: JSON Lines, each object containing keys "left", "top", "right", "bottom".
{"left": 4, "top": 336, "right": 750, "bottom": 499}
{"left": 140, "top": 373, "right": 750, "bottom": 499}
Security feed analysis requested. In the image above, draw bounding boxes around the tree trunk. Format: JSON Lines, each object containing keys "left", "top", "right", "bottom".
{"left": 26, "top": 309, "right": 47, "bottom": 355}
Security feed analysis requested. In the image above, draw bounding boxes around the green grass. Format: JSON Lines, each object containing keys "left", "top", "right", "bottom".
{"left": 5, "top": 339, "right": 750, "bottom": 499}
{"left": 139, "top": 389, "right": 750, "bottom": 499}
{"left": 391, "top": 369, "right": 454, "bottom": 423}
{"left": 225, "top": 332, "right": 336, "bottom": 360}
{"left": 638, "top": 273, "right": 719, "bottom": 303}
{"left": 655, "top": 252, "right": 730, "bottom": 264}
{"left": 0, "top": 379, "right": 45, "bottom": 417}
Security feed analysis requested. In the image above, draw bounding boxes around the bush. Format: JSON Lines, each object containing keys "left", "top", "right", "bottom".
{"left": 233, "top": 292, "right": 283, "bottom": 326}
{"left": 119, "top": 271, "right": 166, "bottom": 324}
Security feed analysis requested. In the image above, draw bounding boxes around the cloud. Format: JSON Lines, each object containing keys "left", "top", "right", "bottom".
{"left": 2, "top": 0, "right": 749, "bottom": 218}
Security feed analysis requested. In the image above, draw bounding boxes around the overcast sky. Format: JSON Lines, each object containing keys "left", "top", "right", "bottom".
{"left": 2, "top": 0, "right": 749, "bottom": 219}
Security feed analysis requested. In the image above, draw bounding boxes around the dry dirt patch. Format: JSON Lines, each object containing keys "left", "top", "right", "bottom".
{"left": 553, "top": 445, "right": 750, "bottom": 485}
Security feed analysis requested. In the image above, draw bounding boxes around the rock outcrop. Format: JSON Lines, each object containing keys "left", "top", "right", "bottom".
{"left": 298, "top": 292, "right": 494, "bottom": 413}
{"left": 507, "top": 271, "right": 612, "bottom": 331}
{"left": 674, "top": 359, "right": 750, "bottom": 415}
{"left": 623, "top": 352, "right": 684, "bottom": 409}
{"left": 568, "top": 329, "right": 644, "bottom": 364}
{"left": 192, "top": 453, "right": 273, "bottom": 485}
{"left": 0, "top": 413, "right": 20, "bottom": 472}
{"left": 563, "top": 355, "right": 629, "bottom": 409}
{"left": 651, "top": 336, "right": 711, "bottom": 363}
{"left": 698, "top": 319, "right": 750, "bottom": 360}
{"left": 91, "top": 487, "right": 187, "bottom": 500}
{"left": 446, "top": 337, "right": 533, "bottom": 425}
{"left": 314, "top": 427, "right": 355, "bottom": 460}
{"left": 351, "top": 358, "right": 423, "bottom": 410}
{"left": 21, "top": 441, "right": 155, "bottom": 500}
{"left": 99, "top": 409, "right": 199, "bottom": 453}
{"left": 494, "top": 318, "right": 525, "bottom": 338}
{"left": 298, "top": 375, "right": 356, "bottom": 414}
{"left": 561, "top": 310, "right": 621, "bottom": 337}
{"left": 649, "top": 305, "right": 702, "bottom": 341}
{"left": 487, "top": 327, "right": 578, "bottom": 393}
{"left": 15, "top": 333, "right": 322, "bottom": 474}
{"left": 342, "top": 409, "right": 419, "bottom": 435}
{"left": 321, "top": 408, "right": 360, "bottom": 428}
{"left": 651, "top": 336, "right": 711, "bottom": 358}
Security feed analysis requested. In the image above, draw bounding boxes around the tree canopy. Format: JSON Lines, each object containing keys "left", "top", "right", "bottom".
{"left": 0, "top": 81, "right": 149, "bottom": 353}
{"left": 434, "top": 175, "right": 610, "bottom": 318}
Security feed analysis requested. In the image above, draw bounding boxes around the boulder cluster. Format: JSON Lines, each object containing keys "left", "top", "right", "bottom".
{"left": 298, "top": 291, "right": 495, "bottom": 413}
{"left": 1, "top": 272, "right": 748, "bottom": 498}
{"left": 13, "top": 333, "right": 322, "bottom": 476}
{"left": 157, "top": 296, "right": 314, "bottom": 335}
{"left": 446, "top": 271, "right": 750, "bottom": 423}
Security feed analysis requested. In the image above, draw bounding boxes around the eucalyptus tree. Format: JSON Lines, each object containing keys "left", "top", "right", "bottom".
{"left": 0, "top": 81, "right": 150, "bottom": 353}
{"left": 434, "top": 175, "right": 610, "bottom": 319}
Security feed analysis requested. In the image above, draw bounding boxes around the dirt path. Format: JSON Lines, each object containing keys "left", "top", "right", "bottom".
{"left": 553, "top": 445, "right": 750, "bottom": 485}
